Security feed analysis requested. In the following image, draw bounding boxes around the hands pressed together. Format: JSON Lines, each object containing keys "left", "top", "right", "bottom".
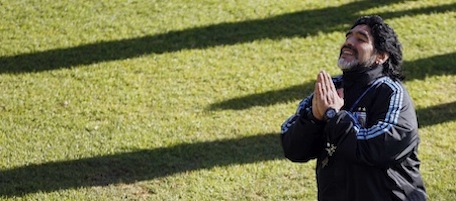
{"left": 312, "top": 71, "right": 345, "bottom": 121}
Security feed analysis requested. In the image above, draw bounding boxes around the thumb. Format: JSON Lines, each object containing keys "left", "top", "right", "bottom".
{"left": 337, "top": 88, "right": 344, "bottom": 99}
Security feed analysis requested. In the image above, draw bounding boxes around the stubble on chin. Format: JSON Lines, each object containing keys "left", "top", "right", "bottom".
{"left": 337, "top": 57, "right": 358, "bottom": 70}
{"left": 338, "top": 54, "right": 377, "bottom": 70}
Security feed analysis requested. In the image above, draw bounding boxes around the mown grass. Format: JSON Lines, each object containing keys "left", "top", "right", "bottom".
{"left": 0, "top": 0, "right": 455, "bottom": 200}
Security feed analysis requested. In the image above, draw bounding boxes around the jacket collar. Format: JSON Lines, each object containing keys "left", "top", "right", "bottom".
{"left": 342, "top": 65, "right": 385, "bottom": 88}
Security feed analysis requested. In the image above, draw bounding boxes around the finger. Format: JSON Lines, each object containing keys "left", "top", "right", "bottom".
{"left": 314, "top": 80, "right": 320, "bottom": 99}
{"left": 328, "top": 74, "right": 338, "bottom": 94}
{"left": 313, "top": 81, "right": 322, "bottom": 113}
{"left": 326, "top": 72, "right": 339, "bottom": 96}
{"left": 314, "top": 71, "right": 322, "bottom": 95}
{"left": 321, "top": 72, "right": 329, "bottom": 101}
{"left": 319, "top": 72, "right": 328, "bottom": 98}
{"left": 316, "top": 82, "right": 323, "bottom": 101}
{"left": 319, "top": 71, "right": 328, "bottom": 89}
{"left": 317, "top": 71, "right": 323, "bottom": 82}
{"left": 323, "top": 71, "right": 335, "bottom": 92}
{"left": 323, "top": 72, "right": 339, "bottom": 105}
{"left": 316, "top": 83, "right": 326, "bottom": 116}
{"left": 320, "top": 72, "right": 333, "bottom": 104}
{"left": 319, "top": 82, "right": 328, "bottom": 106}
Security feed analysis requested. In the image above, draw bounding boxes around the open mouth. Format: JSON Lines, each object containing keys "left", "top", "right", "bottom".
{"left": 340, "top": 46, "right": 357, "bottom": 58}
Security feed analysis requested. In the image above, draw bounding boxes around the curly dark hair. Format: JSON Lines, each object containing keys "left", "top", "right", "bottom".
{"left": 351, "top": 15, "right": 404, "bottom": 80}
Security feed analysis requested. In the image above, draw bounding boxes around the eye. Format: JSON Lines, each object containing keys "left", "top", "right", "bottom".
{"left": 345, "top": 35, "right": 354, "bottom": 42}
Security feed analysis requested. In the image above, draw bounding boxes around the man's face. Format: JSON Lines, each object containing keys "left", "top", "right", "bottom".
{"left": 338, "top": 24, "right": 377, "bottom": 70}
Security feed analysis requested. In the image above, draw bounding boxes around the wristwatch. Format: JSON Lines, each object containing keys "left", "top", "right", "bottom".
{"left": 324, "top": 107, "right": 337, "bottom": 122}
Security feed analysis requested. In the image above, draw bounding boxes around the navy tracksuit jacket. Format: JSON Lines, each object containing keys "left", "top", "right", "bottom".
{"left": 281, "top": 67, "right": 426, "bottom": 201}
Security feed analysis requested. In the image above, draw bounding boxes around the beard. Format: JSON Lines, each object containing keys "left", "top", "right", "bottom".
{"left": 337, "top": 54, "right": 377, "bottom": 71}
{"left": 337, "top": 57, "right": 359, "bottom": 70}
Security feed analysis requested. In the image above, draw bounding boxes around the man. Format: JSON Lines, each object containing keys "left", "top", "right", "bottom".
{"left": 280, "top": 15, "right": 426, "bottom": 201}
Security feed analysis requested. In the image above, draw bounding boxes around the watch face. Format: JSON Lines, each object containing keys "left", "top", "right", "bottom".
{"left": 326, "top": 108, "right": 336, "bottom": 119}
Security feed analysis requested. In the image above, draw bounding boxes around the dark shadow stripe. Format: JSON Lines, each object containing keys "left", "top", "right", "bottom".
{"left": 0, "top": 133, "right": 282, "bottom": 197}
{"left": 2, "top": 1, "right": 454, "bottom": 74}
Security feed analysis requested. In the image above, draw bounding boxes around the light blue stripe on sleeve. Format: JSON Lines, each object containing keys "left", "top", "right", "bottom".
{"left": 356, "top": 79, "right": 404, "bottom": 140}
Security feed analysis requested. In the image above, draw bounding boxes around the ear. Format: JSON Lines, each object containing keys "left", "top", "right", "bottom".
{"left": 376, "top": 52, "right": 389, "bottom": 65}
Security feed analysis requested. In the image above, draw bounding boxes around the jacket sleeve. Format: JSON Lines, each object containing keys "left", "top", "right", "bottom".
{"left": 326, "top": 81, "right": 420, "bottom": 167}
{"left": 280, "top": 94, "right": 325, "bottom": 162}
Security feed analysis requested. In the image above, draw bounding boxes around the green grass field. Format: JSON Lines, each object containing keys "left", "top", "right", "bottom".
{"left": 1, "top": 0, "right": 455, "bottom": 200}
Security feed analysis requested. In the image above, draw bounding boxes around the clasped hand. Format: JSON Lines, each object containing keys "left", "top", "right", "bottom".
{"left": 312, "top": 71, "right": 344, "bottom": 121}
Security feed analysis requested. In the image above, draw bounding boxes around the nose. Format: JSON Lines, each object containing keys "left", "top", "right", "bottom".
{"left": 344, "top": 36, "right": 355, "bottom": 47}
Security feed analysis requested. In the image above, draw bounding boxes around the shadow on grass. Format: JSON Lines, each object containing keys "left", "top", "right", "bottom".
{"left": 417, "top": 101, "right": 456, "bottom": 128}
{"left": 403, "top": 52, "right": 456, "bottom": 81}
{"left": 0, "top": 133, "right": 282, "bottom": 197}
{"left": 208, "top": 52, "right": 456, "bottom": 127}
{"left": 209, "top": 81, "right": 314, "bottom": 111}
{"left": 209, "top": 52, "right": 456, "bottom": 111}
{"left": 1, "top": 1, "right": 454, "bottom": 73}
